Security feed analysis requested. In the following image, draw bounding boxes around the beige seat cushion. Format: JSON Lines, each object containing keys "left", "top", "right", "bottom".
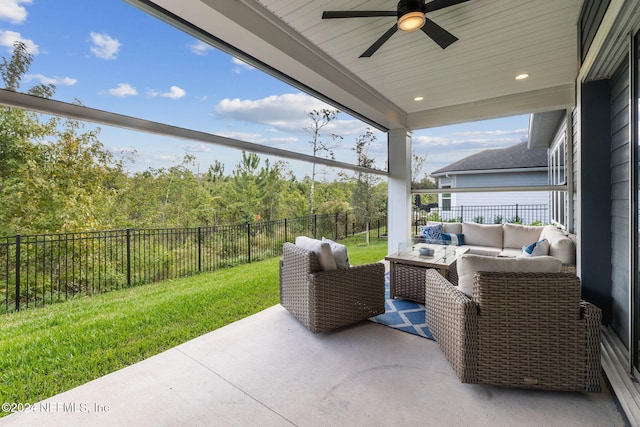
{"left": 295, "top": 236, "right": 337, "bottom": 271}
{"left": 502, "top": 223, "right": 544, "bottom": 249}
{"left": 461, "top": 223, "right": 503, "bottom": 248}
{"left": 461, "top": 245, "right": 502, "bottom": 257}
{"left": 456, "top": 254, "right": 562, "bottom": 297}
{"left": 499, "top": 248, "right": 522, "bottom": 257}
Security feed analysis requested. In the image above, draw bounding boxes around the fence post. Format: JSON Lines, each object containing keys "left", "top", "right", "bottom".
{"left": 515, "top": 204, "right": 519, "bottom": 222}
{"left": 197, "top": 227, "right": 202, "bottom": 272}
{"left": 284, "top": 218, "right": 288, "bottom": 243}
{"left": 247, "top": 222, "right": 251, "bottom": 263}
{"left": 313, "top": 215, "right": 317, "bottom": 239}
{"left": 15, "top": 235, "right": 20, "bottom": 312}
{"left": 343, "top": 212, "right": 347, "bottom": 238}
{"left": 126, "top": 228, "right": 131, "bottom": 287}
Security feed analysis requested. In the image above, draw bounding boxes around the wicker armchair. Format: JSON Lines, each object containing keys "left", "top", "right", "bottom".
{"left": 424, "top": 269, "right": 602, "bottom": 392}
{"left": 280, "top": 242, "right": 385, "bottom": 334}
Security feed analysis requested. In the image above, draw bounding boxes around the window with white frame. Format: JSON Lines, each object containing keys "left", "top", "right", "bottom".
{"left": 441, "top": 185, "right": 452, "bottom": 211}
{"left": 549, "top": 124, "right": 568, "bottom": 227}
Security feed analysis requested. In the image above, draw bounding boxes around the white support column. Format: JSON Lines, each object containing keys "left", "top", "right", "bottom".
{"left": 387, "top": 129, "right": 412, "bottom": 254}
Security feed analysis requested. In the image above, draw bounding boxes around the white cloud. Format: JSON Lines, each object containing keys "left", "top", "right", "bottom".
{"left": 412, "top": 126, "right": 529, "bottom": 176}
{"left": 268, "top": 137, "right": 298, "bottom": 144}
{"left": 24, "top": 73, "right": 77, "bottom": 86}
{"left": 232, "top": 57, "right": 254, "bottom": 74}
{"left": 217, "top": 131, "right": 263, "bottom": 141}
{"left": 107, "top": 83, "right": 137, "bottom": 97}
{"left": 147, "top": 86, "right": 186, "bottom": 99}
{"left": 161, "top": 85, "right": 186, "bottom": 99}
{"left": 188, "top": 40, "right": 213, "bottom": 56}
{"left": 0, "top": 0, "right": 31, "bottom": 24}
{"left": 89, "top": 32, "right": 121, "bottom": 60}
{"left": 180, "top": 143, "right": 213, "bottom": 153}
{"left": 453, "top": 128, "right": 528, "bottom": 137}
{"left": 214, "top": 92, "right": 365, "bottom": 135}
{"left": 0, "top": 30, "right": 37, "bottom": 54}
{"left": 217, "top": 130, "right": 299, "bottom": 147}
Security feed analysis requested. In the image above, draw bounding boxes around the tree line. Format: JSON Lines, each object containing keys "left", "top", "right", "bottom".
{"left": 0, "top": 43, "right": 389, "bottom": 237}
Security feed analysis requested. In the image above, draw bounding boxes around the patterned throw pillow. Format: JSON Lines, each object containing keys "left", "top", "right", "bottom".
{"left": 441, "top": 233, "right": 464, "bottom": 246}
{"left": 521, "top": 239, "right": 550, "bottom": 257}
{"left": 421, "top": 224, "right": 443, "bottom": 241}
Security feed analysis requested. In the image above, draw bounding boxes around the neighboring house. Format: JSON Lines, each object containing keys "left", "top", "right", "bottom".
{"left": 429, "top": 142, "right": 549, "bottom": 223}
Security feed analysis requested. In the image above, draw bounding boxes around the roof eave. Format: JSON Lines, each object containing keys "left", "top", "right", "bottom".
{"left": 431, "top": 166, "right": 549, "bottom": 178}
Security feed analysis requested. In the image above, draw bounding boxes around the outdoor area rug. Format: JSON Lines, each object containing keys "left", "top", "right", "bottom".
{"left": 369, "top": 272, "right": 434, "bottom": 340}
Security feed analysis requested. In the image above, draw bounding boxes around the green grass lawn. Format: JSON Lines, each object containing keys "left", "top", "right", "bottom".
{"left": 0, "top": 238, "right": 387, "bottom": 413}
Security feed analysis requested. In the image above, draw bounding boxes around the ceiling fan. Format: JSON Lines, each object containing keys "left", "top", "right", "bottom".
{"left": 322, "top": 0, "right": 472, "bottom": 57}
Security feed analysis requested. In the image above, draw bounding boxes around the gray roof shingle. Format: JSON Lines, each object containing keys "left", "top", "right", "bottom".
{"left": 430, "top": 142, "right": 547, "bottom": 176}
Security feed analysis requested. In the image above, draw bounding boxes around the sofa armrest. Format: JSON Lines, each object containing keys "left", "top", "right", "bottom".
{"left": 424, "top": 269, "right": 479, "bottom": 383}
{"left": 279, "top": 243, "right": 321, "bottom": 329}
{"left": 581, "top": 300, "right": 602, "bottom": 392}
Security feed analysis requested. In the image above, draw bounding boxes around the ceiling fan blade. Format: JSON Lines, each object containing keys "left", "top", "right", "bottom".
{"left": 322, "top": 11, "right": 396, "bottom": 19}
{"left": 360, "top": 24, "right": 398, "bottom": 57}
{"left": 421, "top": 18, "right": 458, "bottom": 49}
{"left": 425, "top": 0, "right": 471, "bottom": 13}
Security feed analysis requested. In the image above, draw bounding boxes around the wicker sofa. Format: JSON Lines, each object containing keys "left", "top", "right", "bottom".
{"left": 279, "top": 242, "right": 385, "bottom": 333}
{"left": 424, "top": 268, "right": 602, "bottom": 392}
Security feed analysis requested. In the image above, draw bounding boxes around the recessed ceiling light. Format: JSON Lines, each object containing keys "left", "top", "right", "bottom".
{"left": 515, "top": 73, "right": 529, "bottom": 80}
{"left": 414, "top": 96, "right": 424, "bottom": 101}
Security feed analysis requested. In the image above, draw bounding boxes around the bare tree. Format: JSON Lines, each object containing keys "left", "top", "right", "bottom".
{"left": 304, "top": 108, "right": 342, "bottom": 218}
{"left": 411, "top": 152, "right": 429, "bottom": 186}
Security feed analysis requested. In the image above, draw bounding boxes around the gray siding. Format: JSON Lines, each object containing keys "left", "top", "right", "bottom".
{"left": 454, "top": 171, "right": 547, "bottom": 188}
{"left": 578, "top": 0, "right": 611, "bottom": 63}
{"left": 572, "top": 107, "right": 578, "bottom": 233}
{"left": 610, "top": 61, "right": 630, "bottom": 345}
{"left": 448, "top": 172, "right": 549, "bottom": 224}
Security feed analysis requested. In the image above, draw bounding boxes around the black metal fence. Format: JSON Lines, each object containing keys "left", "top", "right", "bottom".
{"left": 0, "top": 213, "right": 387, "bottom": 314}
{"left": 413, "top": 204, "right": 549, "bottom": 235}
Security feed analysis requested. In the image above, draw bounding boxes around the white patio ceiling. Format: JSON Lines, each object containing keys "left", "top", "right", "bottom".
{"left": 141, "top": 0, "right": 582, "bottom": 131}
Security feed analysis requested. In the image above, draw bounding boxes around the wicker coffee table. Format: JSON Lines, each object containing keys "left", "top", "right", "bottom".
{"left": 385, "top": 243, "right": 468, "bottom": 304}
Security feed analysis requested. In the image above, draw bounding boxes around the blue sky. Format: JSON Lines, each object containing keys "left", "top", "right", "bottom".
{"left": 0, "top": 0, "right": 529, "bottom": 179}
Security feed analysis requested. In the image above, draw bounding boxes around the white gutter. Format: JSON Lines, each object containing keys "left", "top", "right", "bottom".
{"left": 430, "top": 167, "right": 548, "bottom": 178}
{"left": 413, "top": 185, "right": 566, "bottom": 194}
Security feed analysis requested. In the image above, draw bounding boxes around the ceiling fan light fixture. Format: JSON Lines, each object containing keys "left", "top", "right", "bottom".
{"left": 398, "top": 11, "right": 425, "bottom": 32}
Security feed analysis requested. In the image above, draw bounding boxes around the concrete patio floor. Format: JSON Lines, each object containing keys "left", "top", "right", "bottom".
{"left": 0, "top": 304, "right": 627, "bottom": 427}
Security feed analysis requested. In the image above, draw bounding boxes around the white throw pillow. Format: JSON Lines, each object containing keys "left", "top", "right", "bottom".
{"left": 295, "top": 236, "right": 337, "bottom": 271}
{"left": 520, "top": 239, "right": 550, "bottom": 257}
{"left": 322, "top": 237, "right": 350, "bottom": 269}
{"left": 456, "top": 254, "right": 562, "bottom": 297}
